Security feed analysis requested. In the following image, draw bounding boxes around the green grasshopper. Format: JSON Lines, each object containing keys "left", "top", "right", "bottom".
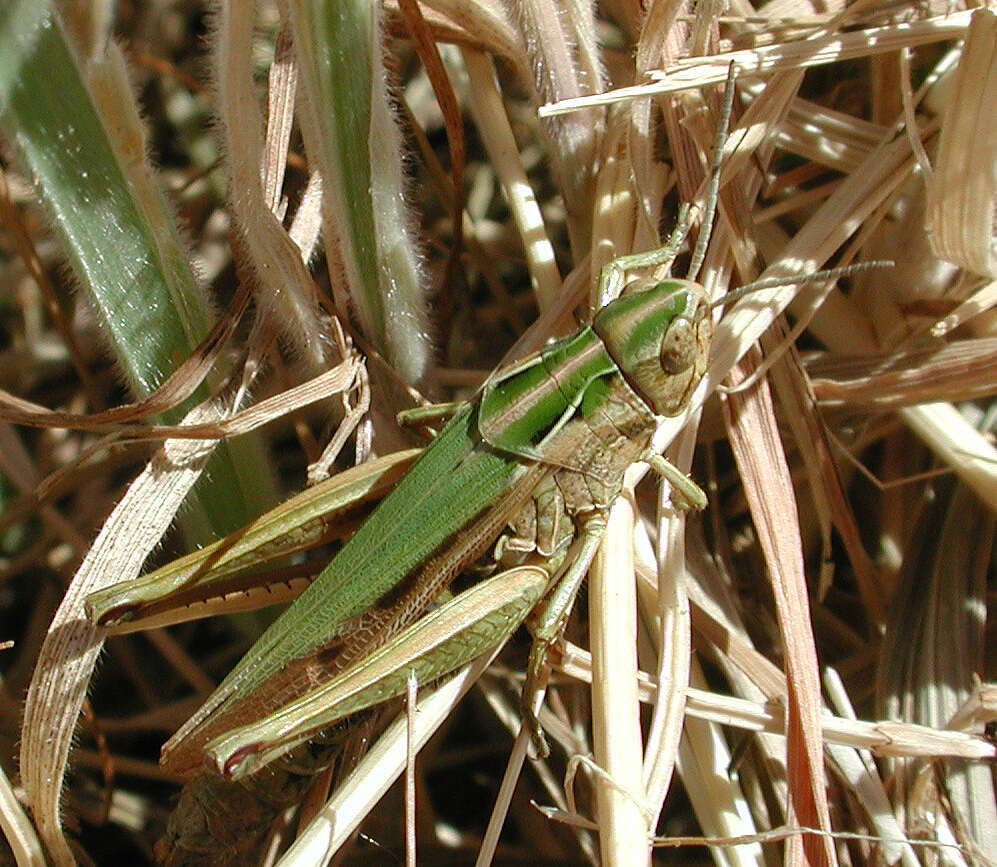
{"left": 86, "top": 68, "right": 888, "bottom": 857}
{"left": 89, "top": 220, "right": 715, "bottom": 761}
{"left": 85, "top": 64, "right": 738, "bottom": 860}
{"left": 87, "top": 220, "right": 719, "bottom": 856}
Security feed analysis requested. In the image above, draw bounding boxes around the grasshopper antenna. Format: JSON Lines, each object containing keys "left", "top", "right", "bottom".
{"left": 705, "top": 259, "right": 895, "bottom": 314}
{"left": 687, "top": 62, "right": 738, "bottom": 283}
{"left": 707, "top": 260, "right": 895, "bottom": 394}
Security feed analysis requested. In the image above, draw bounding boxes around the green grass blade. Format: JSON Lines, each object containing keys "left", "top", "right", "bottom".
{"left": 288, "top": 0, "right": 430, "bottom": 384}
{"left": 0, "top": 1, "right": 273, "bottom": 537}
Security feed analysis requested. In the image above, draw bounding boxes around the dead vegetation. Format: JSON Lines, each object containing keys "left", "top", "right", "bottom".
{"left": 0, "top": 1, "right": 994, "bottom": 865}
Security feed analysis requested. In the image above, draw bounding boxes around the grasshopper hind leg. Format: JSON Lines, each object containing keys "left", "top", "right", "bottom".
{"left": 522, "top": 515, "right": 606, "bottom": 757}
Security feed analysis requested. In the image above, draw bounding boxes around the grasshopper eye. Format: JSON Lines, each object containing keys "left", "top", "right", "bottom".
{"left": 659, "top": 316, "right": 697, "bottom": 374}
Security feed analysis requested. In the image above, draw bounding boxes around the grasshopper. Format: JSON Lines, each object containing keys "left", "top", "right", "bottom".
{"left": 94, "top": 275, "right": 713, "bottom": 860}
{"left": 86, "top": 229, "right": 719, "bottom": 860}
{"left": 87, "top": 72, "right": 746, "bottom": 862}
{"left": 86, "top": 68, "right": 888, "bottom": 858}
{"left": 89, "top": 221, "right": 715, "bottom": 758}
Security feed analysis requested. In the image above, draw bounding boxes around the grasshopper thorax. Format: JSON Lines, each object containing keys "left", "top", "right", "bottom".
{"left": 592, "top": 279, "right": 712, "bottom": 416}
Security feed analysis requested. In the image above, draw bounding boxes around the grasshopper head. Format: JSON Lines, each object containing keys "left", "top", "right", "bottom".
{"left": 593, "top": 279, "right": 712, "bottom": 416}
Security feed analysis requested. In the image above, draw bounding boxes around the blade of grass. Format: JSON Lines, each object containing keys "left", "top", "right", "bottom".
{"left": 19, "top": 405, "right": 222, "bottom": 866}
{"left": 0, "top": 1, "right": 274, "bottom": 541}
{"left": 286, "top": 0, "right": 431, "bottom": 385}
{"left": 723, "top": 349, "right": 836, "bottom": 867}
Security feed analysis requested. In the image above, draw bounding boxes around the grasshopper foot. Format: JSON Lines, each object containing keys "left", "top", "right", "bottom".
{"left": 643, "top": 452, "right": 708, "bottom": 511}
{"left": 396, "top": 401, "right": 463, "bottom": 442}
{"left": 522, "top": 637, "right": 554, "bottom": 759}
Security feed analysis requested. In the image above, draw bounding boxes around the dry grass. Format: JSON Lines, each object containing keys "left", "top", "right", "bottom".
{"left": 1, "top": 1, "right": 995, "bottom": 865}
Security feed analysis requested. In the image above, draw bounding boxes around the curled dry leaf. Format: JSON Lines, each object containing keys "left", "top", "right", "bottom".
{"left": 926, "top": 8, "right": 997, "bottom": 278}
